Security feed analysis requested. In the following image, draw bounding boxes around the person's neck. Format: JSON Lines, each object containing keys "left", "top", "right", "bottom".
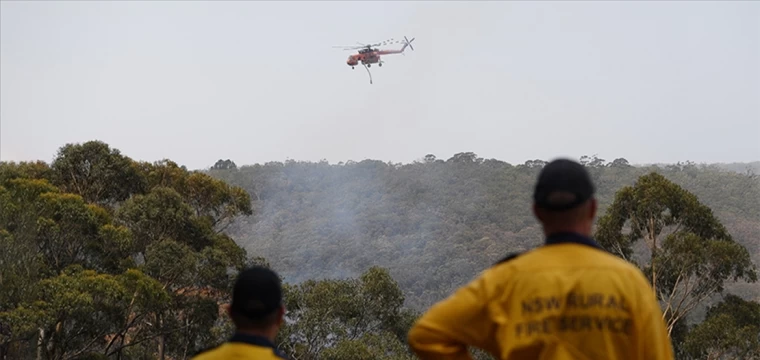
{"left": 236, "top": 328, "right": 276, "bottom": 343}
{"left": 544, "top": 225, "right": 591, "bottom": 238}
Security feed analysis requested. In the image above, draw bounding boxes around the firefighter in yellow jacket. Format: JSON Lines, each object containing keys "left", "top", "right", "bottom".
{"left": 193, "top": 266, "right": 288, "bottom": 360}
{"left": 407, "top": 159, "right": 674, "bottom": 360}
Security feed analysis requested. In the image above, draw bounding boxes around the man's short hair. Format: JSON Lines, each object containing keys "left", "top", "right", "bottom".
{"left": 533, "top": 159, "right": 595, "bottom": 211}
{"left": 229, "top": 266, "right": 283, "bottom": 328}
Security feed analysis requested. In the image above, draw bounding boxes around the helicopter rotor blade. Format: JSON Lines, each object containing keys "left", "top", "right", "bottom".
{"left": 333, "top": 45, "right": 366, "bottom": 50}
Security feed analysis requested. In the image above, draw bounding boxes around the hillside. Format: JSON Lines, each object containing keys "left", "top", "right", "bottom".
{"left": 2, "top": 144, "right": 757, "bottom": 360}
{"left": 208, "top": 154, "right": 760, "bottom": 312}
{"left": 714, "top": 161, "right": 760, "bottom": 175}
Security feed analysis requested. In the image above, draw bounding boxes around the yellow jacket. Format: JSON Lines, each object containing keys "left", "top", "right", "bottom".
{"left": 407, "top": 232, "right": 674, "bottom": 360}
{"left": 192, "top": 333, "right": 288, "bottom": 360}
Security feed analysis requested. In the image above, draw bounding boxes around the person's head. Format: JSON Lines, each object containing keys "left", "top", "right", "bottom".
{"left": 532, "top": 158, "right": 597, "bottom": 236}
{"left": 227, "top": 266, "right": 285, "bottom": 339}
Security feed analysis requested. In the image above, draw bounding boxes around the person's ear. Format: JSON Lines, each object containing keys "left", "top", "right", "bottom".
{"left": 532, "top": 203, "right": 542, "bottom": 222}
{"left": 276, "top": 304, "right": 285, "bottom": 325}
{"left": 223, "top": 303, "right": 232, "bottom": 318}
{"left": 588, "top": 198, "right": 597, "bottom": 219}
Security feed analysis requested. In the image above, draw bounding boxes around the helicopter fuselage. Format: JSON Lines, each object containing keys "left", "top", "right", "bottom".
{"left": 347, "top": 52, "right": 381, "bottom": 68}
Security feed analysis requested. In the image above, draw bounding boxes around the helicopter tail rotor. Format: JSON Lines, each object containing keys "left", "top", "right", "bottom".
{"left": 402, "top": 36, "right": 415, "bottom": 52}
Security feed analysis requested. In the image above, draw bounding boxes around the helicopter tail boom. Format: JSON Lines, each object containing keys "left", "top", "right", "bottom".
{"left": 375, "top": 36, "right": 415, "bottom": 55}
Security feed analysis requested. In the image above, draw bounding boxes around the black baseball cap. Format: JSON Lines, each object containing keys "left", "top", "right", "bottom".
{"left": 533, "top": 158, "right": 595, "bottom": 211}
{"left": 230, "top": 266, "right": 283, "bottom": 320}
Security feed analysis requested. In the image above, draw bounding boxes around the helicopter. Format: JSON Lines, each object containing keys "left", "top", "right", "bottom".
{"left": 333, "top": 36, "right": 415, "bottom": 84}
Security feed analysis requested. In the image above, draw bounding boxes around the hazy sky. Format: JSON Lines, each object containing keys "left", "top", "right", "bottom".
{"left": 1, "top": 1, "right": 758, "bottom": 169}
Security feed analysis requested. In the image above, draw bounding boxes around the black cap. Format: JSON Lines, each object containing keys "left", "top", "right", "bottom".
{"left": 230, "top": 266, "right": 283, "bottom": 320}
{"left": 533, "top": 159, "right": 595, "bottom": 211}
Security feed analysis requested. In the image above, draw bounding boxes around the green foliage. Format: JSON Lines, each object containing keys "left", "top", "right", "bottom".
{"left": 0, "top": 161, "right": 54, "bottom": 185}
{"left": 595, "top": 172, "right": 757, "bottom": 335}
{"left": 3, "top": 144, "right": 759, "bottom": 360}
{"left": 209, "top": 154, "right": 760, "bottom": 313}
{"left": 0, "top": 141, "right": 255, "bottom": 360}
{"left": 117, "top": 187, "right": 202, "bottom": 252}
{"left": 683, "top": 294, "right": 760, "bottom": 359}
{"left": 0, "top": 265, "right": 170, "bottom": 360}
{"left": 319, "top": 332, "right": 416, "bottom": 360}
{"left": 135, "top": 160, "right": 253, "bottom": 233}
{"left": 210, "top": 159, "right": 237, "bottom": 171}
{"left": 276, "top": 266, "right": 416, "bottom": 360}
{"left": 50, "top": 141, "right": 146, "bottom": 205}
{"left": 208, "top": 154, "right": 758, "bottom": 360}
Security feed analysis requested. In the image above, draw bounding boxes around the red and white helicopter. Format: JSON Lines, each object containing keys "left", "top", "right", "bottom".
{"left": 334, "top": 36, "right": 415, "bottom": 84}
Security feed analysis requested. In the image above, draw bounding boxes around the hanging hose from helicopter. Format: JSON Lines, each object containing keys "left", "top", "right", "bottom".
{"left": 362, "top": 63, "right": 373, "bottom": 85}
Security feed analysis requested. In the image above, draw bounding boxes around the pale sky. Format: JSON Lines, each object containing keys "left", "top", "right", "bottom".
{"left": 1, "top": 1, "right": 759, "bottom": 169}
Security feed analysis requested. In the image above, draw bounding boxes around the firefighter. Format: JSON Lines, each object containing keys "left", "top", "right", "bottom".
{"left": 407, "top": 158, "right": 674, "bottom": 360}
{"left": 193, "top": 266, "right": 288, "bottom": 360}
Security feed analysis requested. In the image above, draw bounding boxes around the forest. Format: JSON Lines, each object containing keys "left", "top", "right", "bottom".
{"left": 1, "top": 141, "right": 758, "bottom": 360}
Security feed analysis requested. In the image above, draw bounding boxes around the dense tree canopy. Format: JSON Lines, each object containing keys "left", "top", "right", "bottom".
{"left": 0, "top": 141, "right": 427, "bottom": 360}
{"left": 682, "top": 294, "right": 760, "bottom": 359}
{"left": 0, "top": 141, "right": 255, "bottom": 360}
{"left": 208, "top": 154, "right": 760, "bottom": 314}
{"left": 275, "top": 266, "right": 418, "bottom": 360}
{"left": 2, "top": 142, "right": 759, "bottom": 360}
{"left": 595, "top": 172, "right": 757, "bottom": 335}
{"left": 203, "top": 153, "right": 760, "bottom": 359}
